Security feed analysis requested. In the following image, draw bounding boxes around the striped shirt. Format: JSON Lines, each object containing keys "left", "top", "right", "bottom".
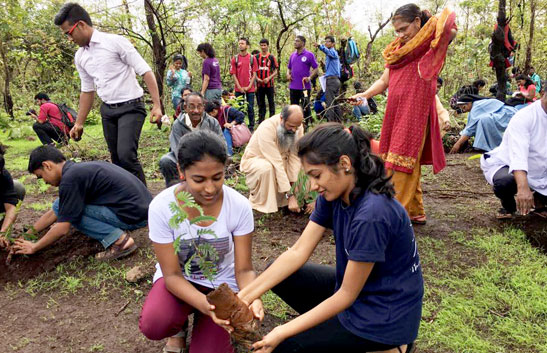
{"left": 255, "top": 53, "right": 279, "bottom": 88}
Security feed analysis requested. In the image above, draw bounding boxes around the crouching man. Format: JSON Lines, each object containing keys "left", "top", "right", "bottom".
{"left": 480, "top": 88, "right": 547, "bottom": 219}
{"left": 13, "top": 146, "right": 152, "bottom": 260}
{"left": 240, "top": 105, "right": 304, "bottom": 213}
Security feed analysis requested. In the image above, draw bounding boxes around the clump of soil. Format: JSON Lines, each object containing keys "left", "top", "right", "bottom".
{"left": 206, "top": 283, "right": 260, "bottom": 349}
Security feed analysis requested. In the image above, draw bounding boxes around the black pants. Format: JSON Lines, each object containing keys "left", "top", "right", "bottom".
{"left": 289, "top": 89, "right": 312, "bottom": 125}
{"left": 158, "top": 154, "right": 179, "bottom": 188}
{"left": 100, "top": 100, "right": 147, "bottom": 185}
{"left": 324, "top": 76, "right": 342, "bottom": 122}
{"left": 235, "top": 92, "right": 256, "bottom": 131}
{"left": 493, "top": 166, "right": 547, "bottom": 213}
{"left": 33, "top": 122, "right": 66, "bottom": 145}
{"left": 271, "top": 263, "right": 399, "bottom": 353}
{"left": 257, "top": 86, "right": 275, "bottom": 124}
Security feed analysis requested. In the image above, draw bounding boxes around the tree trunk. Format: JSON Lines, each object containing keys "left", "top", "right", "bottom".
{"left": 492, "top": 0, "right": 507, "bottom": 102}
{"left": 144, "top": 0, "right": 166, "bottom": 109}
{"left": 0, "top": 38, "right": 14, "bottom": 118}
{"left": 523, "top": 0, "right": 535, "bottom": 73}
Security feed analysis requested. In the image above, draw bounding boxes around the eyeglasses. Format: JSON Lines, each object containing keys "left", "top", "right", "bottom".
{"left": 65, "top": 21, "right": 79, "bottom": 37}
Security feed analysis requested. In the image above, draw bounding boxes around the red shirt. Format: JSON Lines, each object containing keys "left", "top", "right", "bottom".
{"left": 38, "top": 102, "right": 69, "bottom": 134}
{"left": 230, "top": 53, "right": 259, "bottom": 93}
{"left": 255, "top": 53, "right": 279, "bottom": 88}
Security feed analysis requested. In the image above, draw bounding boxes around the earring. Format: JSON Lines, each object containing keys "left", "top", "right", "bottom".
{"left": 345, "top": 168, "right": 350, "bottom": 174}
{"left": 179, "top": 175, "right": 185, "bottom": 180}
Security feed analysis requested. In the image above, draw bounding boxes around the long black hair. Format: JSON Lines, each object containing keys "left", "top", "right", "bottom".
{"left": 196, "top": 43, "right": 216, "bottom": 58}
{"left": 297, "top": 123, "right": 394, "bottom": 200}
{"left": 177, "top": 130, "right": 227, "bottom": 171}
{"left": 515, "top": 74, "right": 534, "bottom": 88}
{"left": 393, "top": 3, "right": 431, "bottom": 27}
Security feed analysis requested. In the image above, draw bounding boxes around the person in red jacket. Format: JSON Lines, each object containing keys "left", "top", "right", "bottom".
{"left": 29, "top": 93, "right": 70, "bottom": 145}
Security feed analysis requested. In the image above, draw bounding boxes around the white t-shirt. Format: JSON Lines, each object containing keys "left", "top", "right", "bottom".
{"left": 149, "top": 184, "right": 254, "bottom": 291}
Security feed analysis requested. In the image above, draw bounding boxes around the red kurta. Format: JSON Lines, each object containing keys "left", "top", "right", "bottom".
{"left": 380, "top": 11, "right": 456, "bottom": 175}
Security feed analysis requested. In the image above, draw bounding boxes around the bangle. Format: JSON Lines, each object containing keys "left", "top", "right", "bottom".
{"left": 285, "top": 193, "right": 294, "bottom": 200}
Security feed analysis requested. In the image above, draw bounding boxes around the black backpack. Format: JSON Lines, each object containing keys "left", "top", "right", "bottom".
{"left": 56, "top": 103, "right": 77, "bottom": 129}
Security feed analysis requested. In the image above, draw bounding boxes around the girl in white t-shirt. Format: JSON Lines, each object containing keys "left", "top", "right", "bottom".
{"left": 139, "top": 130, "right": 263, "bottom": 353}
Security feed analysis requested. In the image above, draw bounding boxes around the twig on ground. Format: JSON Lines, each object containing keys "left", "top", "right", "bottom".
{"left": 115, "top": 300, "right": 131, "bottom": 317}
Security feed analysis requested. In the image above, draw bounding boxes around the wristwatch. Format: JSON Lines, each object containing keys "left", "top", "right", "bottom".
{"left": 285, "top": 192, "right": 294, "bottom": 200}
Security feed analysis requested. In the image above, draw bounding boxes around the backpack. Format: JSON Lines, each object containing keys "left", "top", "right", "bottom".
{"left": 234, "top": 54, "right": 254, "bottom": 68}
{"left": 56, "top": 103, "right": 77, "bottom": 129}
{"left": 345, "top": 38, "right": 360, "bottom": 65}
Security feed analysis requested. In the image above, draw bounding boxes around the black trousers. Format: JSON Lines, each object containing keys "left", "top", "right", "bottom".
{"left": 324, "top": 76, "right": 342, "bottom": 122}
{"left": 33, "top": 122, "right": 66, "bottom": 145}
{"left": 235, "top": 92, "right": 256, "bottom": 131}
{"left": 289, "top": 89, "right": 313, "bottom": 125}
{"left": 493, "top": 166, "right": 547, "bottom": 213}
{"left": 158, "top": 154, "right": 179, "bottom": 188}
{"left": 257, "top": 86, "right": 275, "bottom": 124}
{"left": 100, "top": 100, "right": 147, "bottom": 185}
{"left": 271, "top": 263, "right": 400, "bottom": 353}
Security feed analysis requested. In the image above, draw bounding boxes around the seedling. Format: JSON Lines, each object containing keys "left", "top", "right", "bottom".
{"left": 1, "top": 201, "right": 37, "bottom": 264}
{"left": 291, "top": 170, "right": 319, "bottom": 208}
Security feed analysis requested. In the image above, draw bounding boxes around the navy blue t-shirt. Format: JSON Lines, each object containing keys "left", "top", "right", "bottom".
{"left": 58, "top": 161, "right": 152, "bottom": 225}
{"left": 310, "top": 191, "right": 423, "bottom": 345}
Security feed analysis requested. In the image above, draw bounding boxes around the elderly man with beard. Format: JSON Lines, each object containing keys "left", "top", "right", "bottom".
{"left": 159, "top": 92, "right": 223, "bottom": 187}
{"left": 240, "top": 105, "right": 304, "bottom": 213}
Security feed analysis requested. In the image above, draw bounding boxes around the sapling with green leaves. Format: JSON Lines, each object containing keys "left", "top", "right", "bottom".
{"left": 290, "top": 170, "right": 319, "bottom": 209}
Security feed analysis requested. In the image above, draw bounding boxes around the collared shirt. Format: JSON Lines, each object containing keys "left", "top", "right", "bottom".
{"left": 481, "top": 100, "right": 547, "bottom": 195}
{"left": 75, "top": 29, "right": 152, "bottom": 104}
{"left": 318, "top": 45, "right": 340, "bottom": 78}
{"left": 287, "top": 49, "right": 318, "bottom": 90}
{"left": 184, "top": 113, "right": 202, "bottom": 131}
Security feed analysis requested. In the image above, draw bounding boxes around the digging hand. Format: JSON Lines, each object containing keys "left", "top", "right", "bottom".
{"left": 288, "top": 196, "right": 301, "bottom": 213}
{"left": 516, "top": 189, "right": 534, "bottom": 215}
{"left": 0, "top": 236, "right": 9, "bottom": 249}
{"left": 305, "top": 201, "right": 316, "bottom": 214}
{"left": 13, "top": 238, "right": 36, "bottom": 255}
{"left": 252, "top": 326, "right": 285, "bottom": 353}
{"left": 208, "top": 304, "right": 234, "bottom": 333}
{"left": 250, "top": 299, "right": 264, "bottom": 321}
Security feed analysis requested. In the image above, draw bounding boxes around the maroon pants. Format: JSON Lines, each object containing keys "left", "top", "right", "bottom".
{"left": 139, "top": 278, "right": 234, "bottom": 353}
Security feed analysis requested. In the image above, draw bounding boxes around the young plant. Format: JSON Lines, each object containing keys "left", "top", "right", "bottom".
{"left": 169, "top": 190, "right": 219, "bottom": 287}
{"left": 1, "top": 201, "right": 37, "bottom": 265}
{"left": 291, "top": 170, "right": 319, "bottom": 208}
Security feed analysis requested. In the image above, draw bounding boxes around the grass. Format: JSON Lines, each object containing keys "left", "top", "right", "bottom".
{"left": 418, "top": 228, "right": 547, "bottom": 353}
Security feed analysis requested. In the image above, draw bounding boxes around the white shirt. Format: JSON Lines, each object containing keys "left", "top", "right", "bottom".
{"left": 148, "top": 185, "right": 254, "bottom": 292}
{"left": 75, "top": 30, "right": 152, "bottom": 104}
{"left": 481, "top": 100, "right": 547, "bottom": 195}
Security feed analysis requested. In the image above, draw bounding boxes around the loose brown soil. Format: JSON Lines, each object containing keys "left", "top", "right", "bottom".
{"left": 0, "top": 154, "right": 545, "bottom": 353}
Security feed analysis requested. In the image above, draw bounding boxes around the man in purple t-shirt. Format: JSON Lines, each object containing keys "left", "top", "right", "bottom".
{"left": 287, "top": 35, "right": 318, "bottom": 126}
{"left": 197, "top": 42, "right": 223, "bottom": 104}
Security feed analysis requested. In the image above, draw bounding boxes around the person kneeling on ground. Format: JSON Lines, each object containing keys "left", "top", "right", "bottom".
{"left": 205, "top": 100, "right": 245, "bottom": 157}
{"left": 12, "top": 145, "right": 152, "bottom": 260}
{"left": 29, "top": 93, "right": 70, "bottom": 146}
{"left": 240, "top": 105, "right": 304, "bottom": 213}
{"left": 450, "top": 94, "right": 524, "bottom": 153}
{"left": 480, "top": 88, "right": 547, "bottom": 219}
{"left": 159, "top": 92, "right": 223, "bottom": 188}
{"left": 0, "top": 145, "right": 26, "bottom": 247}
{"left": 139, "top": 130, "right": 263, "bottom": 353}
{"left": 238, "top": 123, "right": 422, "bottom": 353}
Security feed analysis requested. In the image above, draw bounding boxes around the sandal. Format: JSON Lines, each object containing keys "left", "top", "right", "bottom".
{"left": 410, "top": 215, "right": 427, "bottom": 225}
{"left": 496, "top": 208, "right": 514, "bottom": 220}
{"left": 162, "top": 346, "right": 184, "bottom": 353}
{"left": 95, "top": 234, "right": 138, "bottom": 261}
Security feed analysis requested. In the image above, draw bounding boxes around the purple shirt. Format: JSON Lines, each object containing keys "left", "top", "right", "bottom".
{"left": 288, "top": 49, "right": 318, "bottom": 90}
{"left": 202, "top": 57, "right": 222, "bottom": 90}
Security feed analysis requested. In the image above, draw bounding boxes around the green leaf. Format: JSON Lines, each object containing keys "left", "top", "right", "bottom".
{"left": 190, "top": 215, "right": 217, "bottom": 225}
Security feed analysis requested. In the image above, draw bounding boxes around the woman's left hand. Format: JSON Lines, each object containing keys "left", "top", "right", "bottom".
{"left": 250, "top": 298, "right": 264, "bottom": 321}
{"left": 252, "top": 326, "right": 286, "bottom": 353}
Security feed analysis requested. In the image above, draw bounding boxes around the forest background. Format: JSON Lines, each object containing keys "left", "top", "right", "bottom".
{"left": 0, "top": 0, "right": 546, "bottom": 133}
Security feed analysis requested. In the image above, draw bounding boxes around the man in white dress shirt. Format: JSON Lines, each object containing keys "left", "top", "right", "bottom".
{"left": 54, "top": 3, "right": 162, "bottom": 185}
{"left": 481, "top": 89, "right": 547, "bottom": 219}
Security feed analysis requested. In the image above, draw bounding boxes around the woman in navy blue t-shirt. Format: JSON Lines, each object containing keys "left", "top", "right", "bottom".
{"left": 238, "top": 123, "right": 423, "bottom": 353}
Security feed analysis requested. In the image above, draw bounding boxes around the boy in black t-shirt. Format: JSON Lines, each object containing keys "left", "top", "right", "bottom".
{"left": 0, "top": 145, "right": 26, "bottom": 247}
{"left": 13, "top": 146, "right": 152, "bottom": 260}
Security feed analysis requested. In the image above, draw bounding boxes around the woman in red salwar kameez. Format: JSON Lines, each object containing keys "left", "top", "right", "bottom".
{"left": 351, "top": 4, "right": 457, "bottom": 224}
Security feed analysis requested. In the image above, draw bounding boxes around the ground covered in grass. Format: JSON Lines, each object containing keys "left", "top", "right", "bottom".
{"left": 0, "top": 123, "right": 546, "bottom": 352}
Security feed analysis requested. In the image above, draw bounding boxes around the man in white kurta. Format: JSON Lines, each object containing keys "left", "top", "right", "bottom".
{"left": 240, "top": 105, "right": 304, "bottom": 213}
{"left": 480, "top": 89, "right": 547, "bottom": 218}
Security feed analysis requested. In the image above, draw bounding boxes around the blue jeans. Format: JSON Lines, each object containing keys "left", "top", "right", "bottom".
{"left": 352, "top": 105, "right": 370, "bottom": 120}
{"left": 235, "top": 92, "right": 255, "bottom": 131}
{"left": 223, "top": 129, "right": 233, "bottom": 156}
{"left": 52, "top": 199, "right": 147, "bottom": 248}
{"left": 172, "top": 96, "right": 182, "bottom": 111}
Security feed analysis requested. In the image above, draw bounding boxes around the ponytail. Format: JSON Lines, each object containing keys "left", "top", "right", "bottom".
{"left": 420, "top": 10, "right": 432, "bottom": 26}
{"left": 297, "top": 123, "right": 394, "bottom": 200}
